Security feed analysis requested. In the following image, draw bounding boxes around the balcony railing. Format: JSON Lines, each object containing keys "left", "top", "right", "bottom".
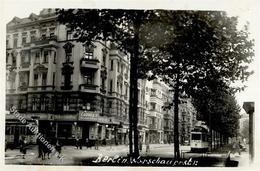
{"left": 18, "top": 85, "right": 28, "bottom": 91}
{"left": 21, "top": 62, "right": 30, "bottom": 68}
{"left": 80, "top": 57, "right": 99, "bottom": 73}
{"left": 23, "top": 36, "right": 58, "bottom": 47}
{"left": 28, "top": 85, "right": 55, "bottom": 91}
{"left": 6, "top": 88, "right": 16, "bottom": 93}
{"left": 79, "top": 84, "right": 99, "bottom": 93}
{"left": 149, "top": 124, "right": 157, "bottom": 130}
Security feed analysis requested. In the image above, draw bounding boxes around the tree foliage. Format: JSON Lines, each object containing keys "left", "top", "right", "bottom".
{"left": 141, "top": 10, "right": 254, "bottom": 155}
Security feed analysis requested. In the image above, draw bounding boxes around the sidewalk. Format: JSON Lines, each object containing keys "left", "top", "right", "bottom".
{"left": 5, "top": 143, "right": 170, "bottom": 165}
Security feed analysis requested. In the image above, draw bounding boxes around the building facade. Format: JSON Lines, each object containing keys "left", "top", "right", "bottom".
{"left": 179, "top": 98, "right": 197, "bottom": 145}
{"left": 5, "top": 8, "right": 197, "bottom": 147}
{"left": 6, "top": 9, "right": 130, "bottom": 146}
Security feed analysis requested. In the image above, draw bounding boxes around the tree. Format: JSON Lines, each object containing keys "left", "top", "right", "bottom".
{"left": 241, "top": 118, "right": 249, "bottom": 140}
{"left": 57, "top": 9, "right": 157, "bottom": 157}
{"left": 142, "top": 11, "right": 254, "bottom": 158}
{"left": 192, "top": 85, "right": 241, "bottom": 149}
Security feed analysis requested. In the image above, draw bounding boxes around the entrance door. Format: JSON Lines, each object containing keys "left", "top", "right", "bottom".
{"left": 14, "top": 127, "right": 20, "bottom": 146}
{"left": 82, "top": 125, "right": 89, "bottom": 141}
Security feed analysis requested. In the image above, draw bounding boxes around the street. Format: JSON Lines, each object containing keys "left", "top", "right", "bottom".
{"left": 5, "top": 143, "right": 249, "bottom": 166}
{"left": 5, "top": 144, "right": 191, "bottom": 165}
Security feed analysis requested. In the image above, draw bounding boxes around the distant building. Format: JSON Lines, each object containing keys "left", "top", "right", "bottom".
{"left": 179, "top": 98, "right": 197, "bottom": 145}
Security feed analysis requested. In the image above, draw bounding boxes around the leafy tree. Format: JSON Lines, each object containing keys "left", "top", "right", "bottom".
{"left": 192, "top": 85, "right": 241, "bottom": 149}
{"left": 142, "top": 11, "right": 254, "bottom": 158}
{"left": 57, "top": 9, "right": 157, "bottom": 157}
{"left": 241, "top": 118, "right": 249, "bottom": 140}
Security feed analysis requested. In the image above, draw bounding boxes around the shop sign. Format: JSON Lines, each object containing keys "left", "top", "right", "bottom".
{"left": 78, "top": 110, "right": 99, "bottom": 121}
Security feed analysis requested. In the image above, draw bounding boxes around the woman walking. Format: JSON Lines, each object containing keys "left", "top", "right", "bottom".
{"left": 19, "top": 136, "right": 27, "bottom": 159}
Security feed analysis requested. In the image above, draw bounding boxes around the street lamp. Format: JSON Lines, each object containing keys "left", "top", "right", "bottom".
{"left": 243, "top": 102, "right": 254, "bottom": 163}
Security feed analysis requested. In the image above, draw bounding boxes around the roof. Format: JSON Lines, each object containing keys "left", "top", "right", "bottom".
{"left": 7, "top": 8, "right": 56, "bottom": 27}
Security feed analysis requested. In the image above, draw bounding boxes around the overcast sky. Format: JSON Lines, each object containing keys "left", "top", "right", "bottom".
{"left": 2, "top": 0, "right": 259, "bottom": 113}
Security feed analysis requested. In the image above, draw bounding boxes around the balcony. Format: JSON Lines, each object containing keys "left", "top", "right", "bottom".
{"left": 6, "top": 88, "right": 16, "bottom": 93}
{"left": 149, "top": 124, "right": 157, "bottom": 131}
{"left": 21, "top": 62, "right": 30, "bottom": 68}
{"left": 28, "top": 85, "right": 55, "bottom": 92}
{"left": 100, "top": 87, "right": 106, "bottom": 94}
{"left": 18, "top": 85, "right": 28, "bottom": 91}
{"left": 79, "top": 84, "right": 99, "bottom": 93}
{"left": 80, "top": 57, "right": 99, "bottom": 73}
{"left": 164, "top": 126, "right": 172, "bottom": 131}
{"left": 24, "top": 36, "right": 58, "bottom": 48}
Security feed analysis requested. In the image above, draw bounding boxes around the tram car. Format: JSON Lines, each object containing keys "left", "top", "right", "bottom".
{"left": 190, "top": 122, "right": 209, "bottom": 152}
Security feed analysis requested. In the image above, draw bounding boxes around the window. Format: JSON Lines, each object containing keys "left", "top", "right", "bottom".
{"left": 21, "top": 53, "right": 30, "bottom": 64}
{"left": 41, "top": 29, "right": 47, "bottom": 40}
{"left": 12, "top": 55, "right": 16, "bottom": 66}
{"left": 43, "top": 51, "right": 48, "bottom": 63}
{"left": 13, "top": 38, "right": 18, "bottom": 48}
{"left": 101, "top": 78, "right": 105, "bottom": 90}
{"left": 67, "top": 30, "right": 73, "bottom": 40}
{"left": 52, "top": 73, "right": 55, "bottom": 86}
{"left": 53, "top": 51, "right": 56, "bottom": 63}
{"left": 63, "top": 98, "right": 70, "bottom": 111}
{"left": 117, "top": 61, "right": 120, "bottom": 72}
{"left": 151, "top": 89, "right": 156, "bottom": 96}
{"left": 110, "top": 60, "right": 113, "bottom": 70}
{"left": 22, "top": 37, "right": 27, "bottom": 45}
{"left": 42, "top": 73, "right": 47, "bottom": 86}
{"left": 65, "top": 52, "right": 72, "bottom": 62}
{"left": 31, "top": 35, "right": 36, "bottom": 42}
{"left": 125, "top": 85, "right": 128, "bottom": 97}
{"left": 40, "top": 96, "right": 49, "bottom": 111}
{"left": 191, "top": 134, "right": 201, "bottom": 140}
{"left": 49, "top": 28, "right": 55, "bottom": 38}
{"left": 102, "top": 48, "right": 107, "bottom": 66}
{"left": 83, "top": 51, "right": 93, "bottom": 59}
{"left": 83, "top": 72, "right": 94, "bottom": 85}
{"left": 121, "top": 65, "right": 124, "bottom": 73}
{"left": 34, "top": 74, "right": 38, "bottom": 86}
{"left": 6, "top": 39, "right": 9, "bottom": 48}
{"left": 30, "top": 31, "right": 36, "bottom": 42}
{"left": 35, "top": 52, "right": 40, "bottom": 63}
{"left": 41, "top": 34, "right": 46, "bottom": 40}
{"left": 110, "top": 80, "right": 113, "bottom": 92}
{"left": 32, "top": 97, "right": 40, "bottom": 111}
{"left": 150, "top": 103, "right": 156, "bottom": 110}
{"left": 83, "top": 45, "right": 94, "bottom": 59}
{"left": 58, "top": 124, "right": 72, "bottom": 138}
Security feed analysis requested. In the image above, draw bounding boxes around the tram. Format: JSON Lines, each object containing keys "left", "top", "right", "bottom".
{"left": 190, "top": 122, "right": 209, "bottom": 152}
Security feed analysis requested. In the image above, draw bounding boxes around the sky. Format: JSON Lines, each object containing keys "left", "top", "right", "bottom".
{"left": 2, "top": 0, "right": 259, "bottom": 113}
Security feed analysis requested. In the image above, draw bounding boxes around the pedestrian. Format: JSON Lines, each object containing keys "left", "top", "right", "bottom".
{"left": 146, "top": 140, "right": 150, "bottom": 153}
{"left": 79, "top": 138, "right": 82, "bottom": 150}
{"left": 55, "top": 140, "right": 62, "bottom": 158}
{"left": 37, "top": 138, "right": 43, "bottom": 159}
{"left": 95, "top": 136, "right": 99, "bottom": 150}
{"left": 102, "top": 138, "right": 107, "bottom": 146}
{"left": 86, "top": 138, "right": 90, "bottom": 149}
{"left": 139, "top": 136, "right": 142, "bottom": 152}
{"left": 232, "top": 140, "right": 241, "bottom": 156}
{"left": 75, "top": 137, "right": 79, "bottom": 149}
{"left": 5, "top": 139, "right": 7, "bottom": 152}
{"left": 19, "top": 136, "right": 27, "bottom": 159}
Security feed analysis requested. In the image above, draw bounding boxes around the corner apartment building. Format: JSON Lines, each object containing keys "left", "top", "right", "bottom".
{"left": 5, "top": 9, "right": 130, "bottom": 146}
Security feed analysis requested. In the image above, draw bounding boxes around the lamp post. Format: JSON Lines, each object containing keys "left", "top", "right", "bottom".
{"left": 243, "top": 102, "right": 254, "bottom": 163}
